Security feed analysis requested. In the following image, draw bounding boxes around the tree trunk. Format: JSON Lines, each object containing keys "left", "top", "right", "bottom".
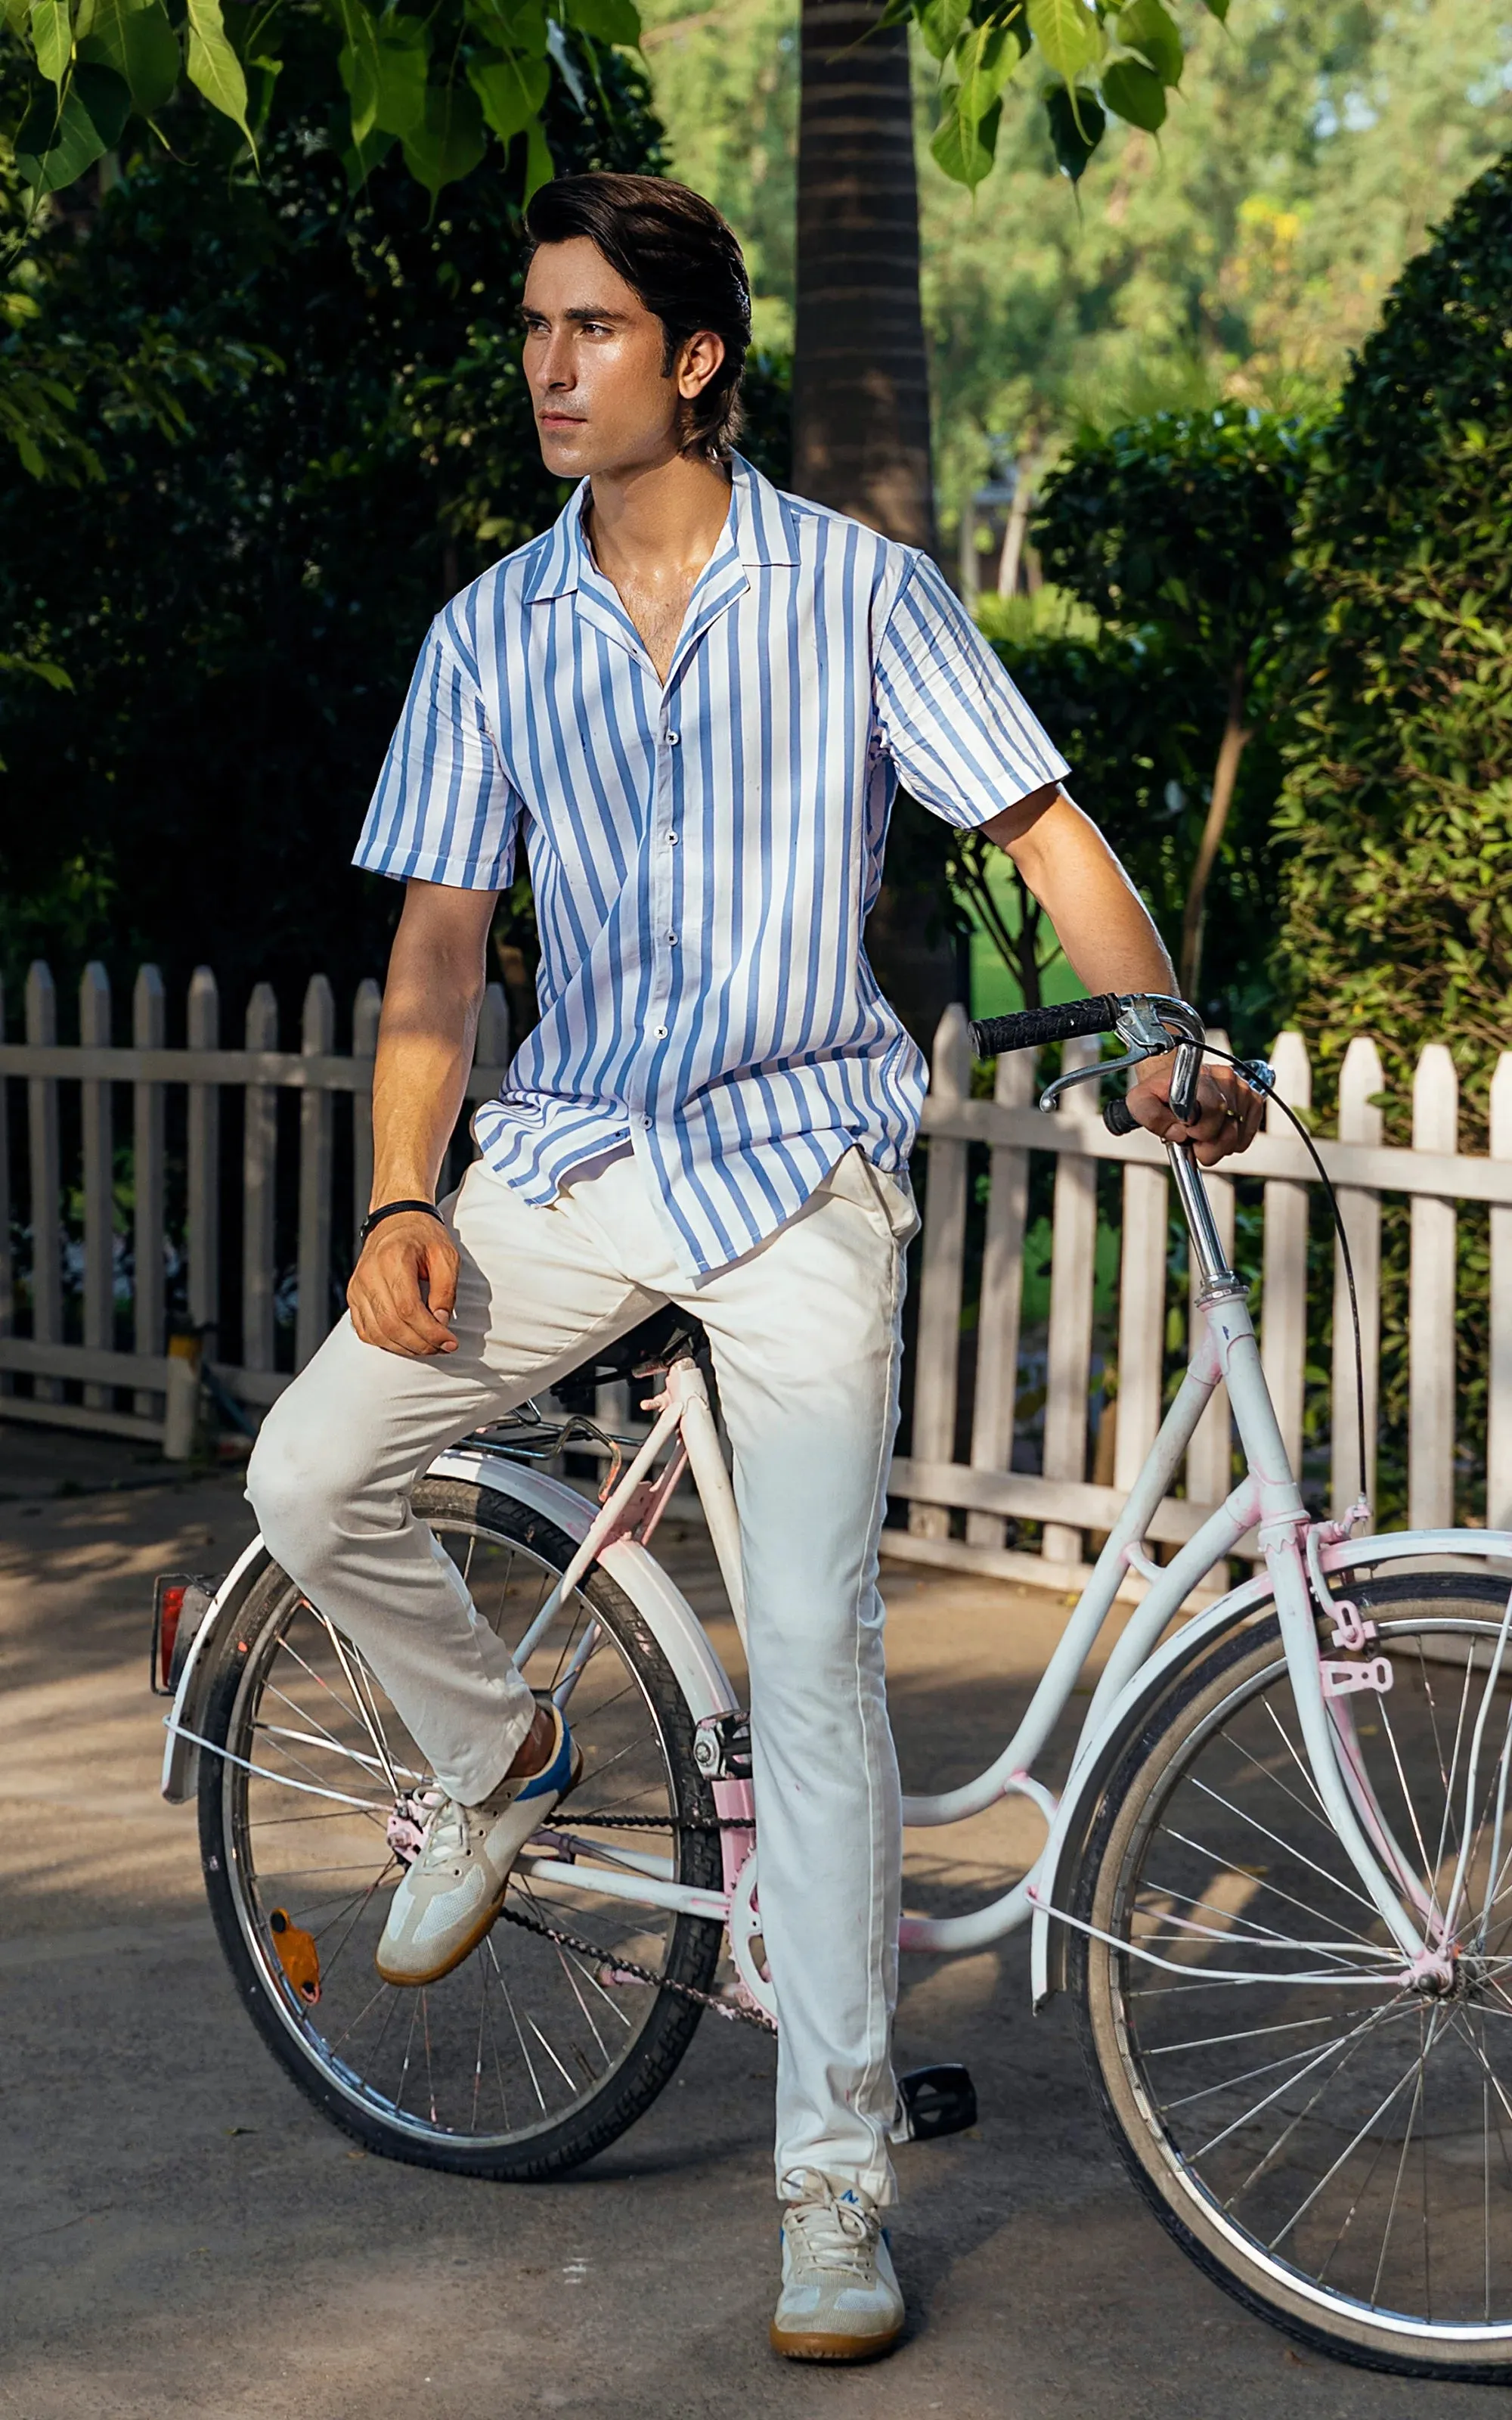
{"left": 793, "top": 0, "right": 937, "bottom": 555}
{"left": 1179, "top": 659, "right": 1252, "bottom": 1004}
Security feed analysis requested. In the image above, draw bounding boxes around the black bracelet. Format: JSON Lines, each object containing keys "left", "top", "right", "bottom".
{"left": 358, "top": 1199, "right": 445, "bottom": 1245}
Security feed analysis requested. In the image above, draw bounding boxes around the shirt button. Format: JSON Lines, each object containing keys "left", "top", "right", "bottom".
{"left": 665, "top": 730, "right": 680, "bottom": 746}
{"left": 655, "top": 1024, "right": 668, "bottom": 1038}
{"left": 667, "top": 932, "right": 677, "bottom": 945}
{"left": 641, "top": 1115, "right": 652, "bottom": 1128}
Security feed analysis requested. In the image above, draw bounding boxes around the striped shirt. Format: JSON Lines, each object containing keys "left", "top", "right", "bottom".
{"left": 355, "top": 455, "right": 1068, "bottom": 1277}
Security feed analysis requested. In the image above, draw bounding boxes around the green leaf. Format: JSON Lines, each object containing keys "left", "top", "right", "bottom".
{"left": 560, "top": 0, "right": 640, "bottom": 44}
{"left": 953, "top": 20, "right": 1019, "bottom": 117}
{"left": 29, "top": 0, "right": 73, "bottom": 88}
{"left": 77, "top": 0, "right": 180, "bottom": 117}
{"left": 340, "top": 121, "right": 395, "bottom": 188}
{"left": 466, "top": 0, "right": 547, "bottom": 57}
{"left": 918, "top": 0, "right": 968, "bottom": 64}
{"left": 1101, "top": 54, "right": 1165, "bottom": 128}
{"left": 467, "top": 49, "right": 550, "bottom": 144}
{"left": 337, "top": 0, "right": 428, "bottom": 141}
{"left": 1043, "top": 79, "right": 1104, "bottom": 178}
{"left": 400, "top": 77, "right": 487, "bottom": 197}
{"left": 1026, "top": 0, "right": 1103, "bottom": 81}
{"left": 523, "top": 113, "right": 552, "bottom": 198}
{"left": 930, "top": 91, "right": 1000, "bottom": 188}
{"left": 184, "top": 0, "right": 253, "bottom": 148}
{"left": 1116, "top": 0, "right": 1181, "bottom": 83}
{"left": 0, "top": 650, "right": 73, "bottom": 690}
{"left": 1200, "top": 0, "right": 1227, "bottom": 15}
{"left": 2, "top": 0, "right": 29, "bottom": 36}
{"left": 15, "top": 60, "right": 130, "bottom": 188}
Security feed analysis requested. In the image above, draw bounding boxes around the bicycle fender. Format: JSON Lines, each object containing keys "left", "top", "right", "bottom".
{"left": 429, "top": 1449, "right": 742, "bottom": 1731}
{"left": 1028, "top": 1526, "right": 1512, "bottom": 2008}
{"left": 161, "top": 1450, "right": 742, "bottom": 1807}
{"left": 160, "top": 1532, "right": 276, "bottom": 1804}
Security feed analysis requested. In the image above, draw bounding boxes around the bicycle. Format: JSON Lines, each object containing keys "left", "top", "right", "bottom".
{"left": 151, "top": 990, "right": 1512, "bottom": 2381}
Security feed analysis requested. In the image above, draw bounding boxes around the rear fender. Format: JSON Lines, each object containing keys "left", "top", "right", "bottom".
{"left": 160, "top": 1447, "right": 740, "bottom": 1804}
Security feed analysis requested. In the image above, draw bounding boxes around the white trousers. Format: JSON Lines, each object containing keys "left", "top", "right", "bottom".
{"left": 246, "top": 1146, "right": 917, "bottom": 2204}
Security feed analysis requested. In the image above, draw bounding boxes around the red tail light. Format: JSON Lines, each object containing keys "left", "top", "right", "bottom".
{"left": 151, "top": 1573, "right": 219, "bottom": 1697}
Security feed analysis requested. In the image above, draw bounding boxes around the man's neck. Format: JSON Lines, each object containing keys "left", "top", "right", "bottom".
{"left": 585, "top": 449, "right": 733, "bottom": 591}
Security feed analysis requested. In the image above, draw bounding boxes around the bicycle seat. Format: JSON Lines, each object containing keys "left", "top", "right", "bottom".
{"left": 553, "top": 1305, "right": 710, "bottom": 1413}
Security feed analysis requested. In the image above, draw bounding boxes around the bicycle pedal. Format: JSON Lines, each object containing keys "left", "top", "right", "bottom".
{"left": 889, "top": 2062, "right": 978, "bottom": 2145}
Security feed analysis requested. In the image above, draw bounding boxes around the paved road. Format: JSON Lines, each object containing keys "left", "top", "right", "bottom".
{"left": 1, "top": 1423, "right": 1504, "bottom": 2420}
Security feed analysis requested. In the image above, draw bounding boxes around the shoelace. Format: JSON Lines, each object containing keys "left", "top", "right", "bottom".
{"left": 785, "top": 2192, "right": 880, "bottom": 2278}
{"left": 417, "top": 1792, "right": 473, "bottom": 1866}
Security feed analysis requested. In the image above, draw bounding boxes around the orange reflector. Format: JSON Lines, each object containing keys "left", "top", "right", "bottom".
{"left": 156, "top": 1581, "right": 187, "bottom": 1692}
{"left": 269, "top": 1908, "right": 321, "bottom": 2005}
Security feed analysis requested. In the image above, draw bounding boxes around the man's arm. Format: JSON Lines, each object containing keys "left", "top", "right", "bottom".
{"left": 980, "top": 783, "right": 1263, "bottom": 1167}
{"left": 348, "top": 880, "right": 498, "bottom": 1357}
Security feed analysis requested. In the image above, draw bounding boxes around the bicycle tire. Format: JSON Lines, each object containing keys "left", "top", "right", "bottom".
{"left": 197, "top": 1475, "right": 725, "bottom": 2180}
{"left": 1073, "top": 1570, "right": 1512, "bottom": 2378}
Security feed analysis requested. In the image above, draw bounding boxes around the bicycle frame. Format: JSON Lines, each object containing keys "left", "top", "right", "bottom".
{"left": 486, "top": 1133, "right": 1512, "bottom": 2003}
{"left": 160, "top": 1128, "right": 1512, "bottom": 2020}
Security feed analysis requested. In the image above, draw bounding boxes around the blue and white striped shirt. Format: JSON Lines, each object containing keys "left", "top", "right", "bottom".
{"left": 355, "top": 455, "right": 1069, "bottom": 1277}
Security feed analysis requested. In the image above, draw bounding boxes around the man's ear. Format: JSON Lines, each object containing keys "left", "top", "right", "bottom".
{"left": 677, "top": 329, "right": 726, "bottom": 400}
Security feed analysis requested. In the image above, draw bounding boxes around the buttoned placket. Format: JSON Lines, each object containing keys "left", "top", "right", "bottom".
{"left": 627, "top": 703, "right": 683, "bottom": 1136}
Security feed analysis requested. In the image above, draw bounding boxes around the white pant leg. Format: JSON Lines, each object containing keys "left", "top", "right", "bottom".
{"left": 246, "top": 1160, "right": 658, "bottom": 1804}
{"left": 671, "top": 1155, "right": 916, "bottom": 2207}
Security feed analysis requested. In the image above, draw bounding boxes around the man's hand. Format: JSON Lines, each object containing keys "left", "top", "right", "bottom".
{"left": 349, "top": 1212, "right": 462, "bottom": 1357}
{"left": 1126, "top": 1055, "right": 1263, "bottom": 1168}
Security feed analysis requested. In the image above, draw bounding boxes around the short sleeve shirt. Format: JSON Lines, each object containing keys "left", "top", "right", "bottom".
{"left": 355, "top": 455, "right": 1068, "bottom": 1277}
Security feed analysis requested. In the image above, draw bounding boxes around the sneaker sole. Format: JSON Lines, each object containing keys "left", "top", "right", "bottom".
{"left": 374, "top": 1744, "right": 583, "bottom": 1989}
{"left": 768, "top": 2320, "right": 904, "bottom": 2363}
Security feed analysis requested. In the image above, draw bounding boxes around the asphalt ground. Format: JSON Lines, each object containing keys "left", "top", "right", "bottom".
{"left": 2, "top": 1419, "right": 1507, "bottom": 2420}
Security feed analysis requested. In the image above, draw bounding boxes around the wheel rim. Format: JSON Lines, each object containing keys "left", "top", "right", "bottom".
{"left": 220, "top": 1517, "right": 710, "bottom": 2153}
{"left": 1093, "top": 1613, "right": 1512, "bottom": 2347}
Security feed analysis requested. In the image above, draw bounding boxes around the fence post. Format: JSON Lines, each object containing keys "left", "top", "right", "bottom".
{"left": 0, "top": 976, "right": 11, "bottom": 1395}
{"left": 966, "top": 1044, "right": 1033, "bottom": 1550}
{"left": 26, "top": 963, "right": 61, "bottom": 1404}
{"left": 352, "top": 978, "right": 382, "bottom": 1245}
{"left": 295, "top": 974, "right": 335, "bottom": 1373}
{"left": 1331, "top": 1035, "right": 1384, "bottom": 1515}
{"left": 187, "top": 967, "right": 221, "bottom": 1345}
{"left": 243, "top": 984, "right": 278, "bottom": 1374}
{"left": 1490, "top": 1051, "right": 1512, "bottom": 1532}
{"left": 132, "top": 966, "right": 166, "bottom": 1418}
{"left": 1408, "top": 1044, "right": 1458, "bottom": 1529}
{"left": 79, "top": 963, "right": 114, "bottom": 1412}
{"left": 1113, "top": 1153, "right": 1167, "bottom": 1497}
{"left": 1042, "top": 1033, "right": 1101, "bottom": 1568}
{"left": 908, "top": 1004, "right": 972, "bottom": 1540}
{"left": 1260, "top": 1032, "right": 1312, "bottom": 1483}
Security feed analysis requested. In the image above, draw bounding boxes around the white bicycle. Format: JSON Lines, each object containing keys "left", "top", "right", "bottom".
{"left": 153, "top": 991, "right": 1512, "bottom": 2382}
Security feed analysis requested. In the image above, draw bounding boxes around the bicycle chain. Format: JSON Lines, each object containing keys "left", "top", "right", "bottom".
{"left": 497, "top": 1897, "right": 776, "bottom": 2032}
{"left": 554, "top": 1807, "right": 753, "bottom": 1832}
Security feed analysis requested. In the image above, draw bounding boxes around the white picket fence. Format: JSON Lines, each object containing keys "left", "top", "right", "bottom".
{"left": 2, "top": 962, "right": 1509, "bottom": 1599}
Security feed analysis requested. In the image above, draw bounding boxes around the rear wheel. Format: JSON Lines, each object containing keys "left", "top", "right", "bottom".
{"left": 197, "top": 1477, "right": 725, "bottom": 2179}
{"left": 1074, "top": 1571, "right": 1512, "bottom": 2378}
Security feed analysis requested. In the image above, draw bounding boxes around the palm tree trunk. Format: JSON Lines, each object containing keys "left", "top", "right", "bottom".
{"left": 1179, "top": 659, "right": 1251, "bottom": 1003}
{"left": 793, "top": 0, "right": 937, "bottom": 554}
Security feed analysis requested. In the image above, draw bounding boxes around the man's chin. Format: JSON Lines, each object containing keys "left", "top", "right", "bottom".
{"left": 538, "top": 427, "right": 594, "bottom": 475}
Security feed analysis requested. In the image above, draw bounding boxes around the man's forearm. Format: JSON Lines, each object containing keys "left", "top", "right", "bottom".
{"left": 990, "top": 786, "right": 1175, "bottom": 1001}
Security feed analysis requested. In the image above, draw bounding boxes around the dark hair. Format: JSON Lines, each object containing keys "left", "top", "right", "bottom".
{"left": 524, "top": 173, "right": 751, "bottom": 464}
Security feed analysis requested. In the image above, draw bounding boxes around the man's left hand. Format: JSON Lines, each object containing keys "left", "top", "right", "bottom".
{"left": 1126, "top": 1056, "right": 1264, "bottom": 1167}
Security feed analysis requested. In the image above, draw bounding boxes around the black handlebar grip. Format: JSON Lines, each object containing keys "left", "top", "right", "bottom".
{"left": 1103, "top": 1096, "right": 1139, "bottom": 1137}
{"left": 969, "top": 993, "right": 1120, "bottom": 1059}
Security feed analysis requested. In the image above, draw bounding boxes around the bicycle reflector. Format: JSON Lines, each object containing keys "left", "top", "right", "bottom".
{"left": 150, "top": 1572, "right": 220, "bottom": 1697}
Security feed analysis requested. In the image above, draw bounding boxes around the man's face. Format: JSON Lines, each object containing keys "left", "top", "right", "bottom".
{"left": 521, "top": 237, "right": 723, "bottom": 479}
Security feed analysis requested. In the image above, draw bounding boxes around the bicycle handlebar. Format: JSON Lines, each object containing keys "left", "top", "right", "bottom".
{"left": 968, "top": 994, "right": 1121, "bottom": 1058}
{"left": 1102, "top": 1095, "right": 1139, "bottom": 1137}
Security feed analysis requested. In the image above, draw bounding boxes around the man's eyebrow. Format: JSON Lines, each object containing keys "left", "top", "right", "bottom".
{"left": 518, "top": 302, "right": 631, "bottom": 324}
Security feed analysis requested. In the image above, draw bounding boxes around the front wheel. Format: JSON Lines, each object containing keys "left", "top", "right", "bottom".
{"left": 1074, "top": 1570, "right": 1512, "bottom": 2379}
{"left": 197, "top": 1476, "right": 725, "bottom": 2180}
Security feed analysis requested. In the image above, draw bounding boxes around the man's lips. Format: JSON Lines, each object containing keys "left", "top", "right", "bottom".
{"left": 539, "top": 413, "right": 586, "bottom": 430}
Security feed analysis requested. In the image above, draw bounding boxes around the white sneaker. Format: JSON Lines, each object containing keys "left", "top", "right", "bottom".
{"left": 376, "top": 1706, "right": 577, "bottom": 1987}
{"left": 770, "top": 2171, "right": 905, "bottom": 2362}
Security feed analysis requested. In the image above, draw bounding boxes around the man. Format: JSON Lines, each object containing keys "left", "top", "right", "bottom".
{"left": 248, "top": 171, "right": 1259, "bottom": 2363}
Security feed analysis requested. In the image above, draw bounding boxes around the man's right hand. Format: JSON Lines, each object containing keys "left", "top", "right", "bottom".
{"left": 348, "top": 1212, "right": 462, "bottom": 1357}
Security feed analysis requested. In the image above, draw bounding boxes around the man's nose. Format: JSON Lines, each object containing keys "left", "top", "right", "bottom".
{"left": 538, "top": 333, "right": 575, "bottom": 390}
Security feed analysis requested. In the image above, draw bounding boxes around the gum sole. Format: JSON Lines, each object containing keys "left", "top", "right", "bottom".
{"left": 769, "top": 2325, "right": 904, "bottom": 2364}
{"left": 374, "top": 1887, "right": 508, "bottom": 1988}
